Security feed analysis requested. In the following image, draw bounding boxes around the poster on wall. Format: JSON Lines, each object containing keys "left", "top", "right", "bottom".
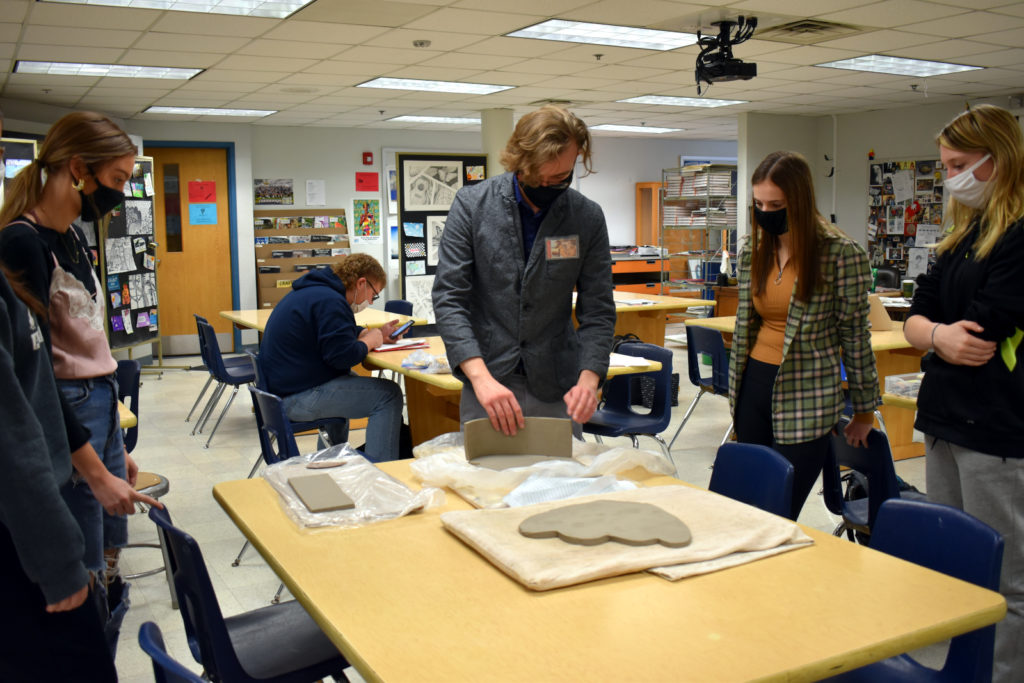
{"left": 426, "top": 215, "right": 445, "bottom": 267}
{"left": 867, "top": 158, "right": 944, "bottom": 282}
{"left": 352, "top": 199, "right": 380, "bottom": 243}
{"left": 403, "top": 159, "right": 463, "bottom": 211}
{"left": 254, "top": 178, "right": 294, "bottom": 205}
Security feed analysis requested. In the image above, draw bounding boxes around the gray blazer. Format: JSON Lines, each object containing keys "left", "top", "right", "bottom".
{"left": 432, "top": 172, "right": 616, "bottom": 403}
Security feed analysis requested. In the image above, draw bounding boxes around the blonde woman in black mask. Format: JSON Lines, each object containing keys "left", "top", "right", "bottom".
{"left": 729, "top": 150, "right": 879, "bottom": 520}
{"left": 0, "top": 112, "right": 157, "bottom": 654}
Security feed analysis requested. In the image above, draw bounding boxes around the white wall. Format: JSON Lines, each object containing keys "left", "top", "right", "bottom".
{"left": 579, "top": 136, "right": 737, "bottom": 246}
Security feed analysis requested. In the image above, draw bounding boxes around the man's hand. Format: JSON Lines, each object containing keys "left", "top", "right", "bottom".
{"left": 934, "top": 321, "right": 996, "bottom": 366}
{"left": 563, "top": 370, "right": 601, "bottom": 424}
{"left": 471, "top": 374, "right": 524, "bottom": 436}
{"left": 46, "top": 584, "right": 88, "bottom": 613}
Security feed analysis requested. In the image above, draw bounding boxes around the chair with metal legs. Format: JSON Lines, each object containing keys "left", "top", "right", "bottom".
{"left": 667, "top": 324, "right": 734, "bottom": 451}
{"left": 191, "top": 318, "right": 255, "bottom": 448}
{"left": 185, "top": 314, "right": 251, "bottom": 424}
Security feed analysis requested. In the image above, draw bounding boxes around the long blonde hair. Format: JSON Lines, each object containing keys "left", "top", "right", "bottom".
{"left": 0, "top": 111, "right": 137, "bottom": 229}
{"left": 500, "top": 105, "right": 593, "bottom": 185}
{"left": 936, "top": 104, "right": 1024, "bottom": 258}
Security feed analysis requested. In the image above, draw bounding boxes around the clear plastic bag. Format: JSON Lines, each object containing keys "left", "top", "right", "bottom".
{"left": 263, "top": 444, "right": 445, "bottom": 529}
{"left": 401, "top": 350, "right": 451, "bottom": 374}
{"left": 410, "top": 440, "right": 673, "bottom": 509}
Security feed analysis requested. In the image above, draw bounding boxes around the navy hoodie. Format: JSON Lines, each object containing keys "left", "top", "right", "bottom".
{"left": 259, "top": 268, "right": 368, "bottom": 397}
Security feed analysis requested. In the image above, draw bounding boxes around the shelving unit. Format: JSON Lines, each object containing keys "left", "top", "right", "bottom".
{"left": 252, "top": 208, "right": 350, "bottom": 308}
{"left": 660, "top": 164, "right": 737, "bottom": 300}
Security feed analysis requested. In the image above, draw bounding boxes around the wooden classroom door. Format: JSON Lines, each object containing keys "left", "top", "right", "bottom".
{"left": 149, "top": 146, "right": 233, "bottom": 355}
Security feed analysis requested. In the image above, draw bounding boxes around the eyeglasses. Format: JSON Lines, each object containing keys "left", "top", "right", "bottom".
{"left": 366, "top": 279, "right": 380, "bottom": 304}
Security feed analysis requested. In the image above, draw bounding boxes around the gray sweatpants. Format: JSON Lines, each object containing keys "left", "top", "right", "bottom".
{"left": 926, "top": 436, "right": 1024, "bottom": 683}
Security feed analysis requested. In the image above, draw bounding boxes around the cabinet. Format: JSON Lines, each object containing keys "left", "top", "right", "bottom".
{"left": 611, "top": 257, "right": 665, "bottom": 294}
{"left": 660, "top": 164, "right": 737, "bottom": 299}
{"left": 634, "top": 181, "right": 661, "bottom": 246}
{"left": 253, "top": 208, "right": 350, "bottom": 308}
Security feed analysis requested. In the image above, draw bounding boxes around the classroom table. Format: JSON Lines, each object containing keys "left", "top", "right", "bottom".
{"left": 363, "top": 336, "right": 661, "bottom": 446}
{"left": 213, "top": 461, "right": 1005, "bottom": 683}
{"left": 685, "top": 316, "right": 925, "bottom": 459}
{"left": 220, "top": 307, "right": 422, "bottom": 334}
{"left": 608, "top": 292, "right": 711, "bottom": 346}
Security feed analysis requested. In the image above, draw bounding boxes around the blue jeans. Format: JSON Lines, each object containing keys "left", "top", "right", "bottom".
{"left": 283, "top": 374, "right": 403, "bottom": 463}
{"left": 58, "top": 374, "right": 128, "bottom": 573}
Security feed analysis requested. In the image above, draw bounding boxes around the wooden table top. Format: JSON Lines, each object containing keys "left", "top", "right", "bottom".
{"left": 363, "top": 336, "right": 662, "bottom": 392}
{"left": 685, "top": 316, "right": 915, "bottom": 352}
{"left": 220, "top": 308, "right": 423, "bottom": 333}
{"left": 213, "top": 462, "right": 1004, "bottom": 683}
{"left": 611, "top": 291, "right": 712, "bottom": 311}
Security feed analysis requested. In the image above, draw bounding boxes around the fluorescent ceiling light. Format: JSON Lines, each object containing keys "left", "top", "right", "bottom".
{"left": 619, "top": 95, "right": 746, "bottom": 108}
{"left": 15, "top": 61, "right": 201, "bottom": 80}
{"left": 591, "top": 124, "right": 681, "bottom": 134}
{"left": 388, "top": 116, "right": 480, "bottom": 125}
{"left": 357, "top": 77, "right": 513, "bottom": 95}
{"left": 39, "top": 0, "right": 314, "bottom": 19}
{"left": 507, "top": 20, "right": 696, "bottom": 51}
{"left": 145, "top": 106, "right": 275, "bottom": 117}
{"left": 815, "top": 54, "right": 982, "bottom": 77}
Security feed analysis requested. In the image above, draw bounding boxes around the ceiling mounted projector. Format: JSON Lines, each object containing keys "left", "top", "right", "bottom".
{"left": 695, "top": 16, "right": 757, "bottom": 95}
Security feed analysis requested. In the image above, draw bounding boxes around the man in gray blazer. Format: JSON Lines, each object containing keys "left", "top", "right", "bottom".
{"left": 433, "top": 105, "right": 616, "bottom": 436}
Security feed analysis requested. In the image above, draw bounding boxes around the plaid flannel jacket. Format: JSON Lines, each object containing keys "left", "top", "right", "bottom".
{"left": 728, "top": 224, "right": 880, "bottom": 444}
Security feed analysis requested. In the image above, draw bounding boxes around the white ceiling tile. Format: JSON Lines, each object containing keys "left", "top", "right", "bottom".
{"left": 215, "top": 54, "right": 318, "bottom": 72}
{"left": 290, "top": 0, "right": 438, "bottom": 27}
{"left": 15, "top": 43, "right": 123, "bottom": 63}
{"left": 262, "top": 21, "right": 389, "bottom": 44}
{"left": 729, "top": 0, "right": 868, "bottom": 14}
{"left": 453, "top": 0, "right": 591, "bottom": 12}
{"left": 138, "top": 32, "right": 250, "bottom": 54}
{"left": 497, "top": 58, "right": 600, "bottom": 75}
{"left": 0, "top": 23, "right": 23, "bottom": 42}
{"left": 192, "top": 68, "right": 291, "bottom": 83}
{"left": 377, "top": 65, "right": 489, "bottom": 81}
{"left": 0, "top": 43, "right": 14, "bottom": 59}
{"left": 889, "top": 39, "right": 995, "bottom": 61}
{"left": 175, "top": 80, "right": 262, "bottom": 93}
{"left": 575, "top": 64, "right": 674, "bottom": 81}
{"left": 28, "top": 3, "right": 160, "bottom": 31}
{"left": 403, "top": 8, "right": 543, "bottom": 35}
{"left": 273, "top": 73, "right": 361, "bottom": 88}
{"left": 527, "top": 75, "right": 622, "bottom": 90}
{"left": 465, "top": 70, "right": 550, "bottom": 86}
{"left": 332, "top": 44, "right": 442, "bottom": 64}
{"left": 237, "top": 39, "right": 346, "bottom": 60}
{"left": 755, "top": 45, "right": 865, "bottom": 65}
{"left": 119, "top": 50, "right": 220, "bottom": 69}
{"left": 985, "top": 25, "right": 1024, "bottom": 47}
{"left": 149, "top": 13, "right": 278, "bottom": 38}
{"left": 419, "top": 52, "right": 524, "bottom": 70}
{"left": 302, "top": 61, "right": 383, "bottom": 77}
{"left": 900, "top": 10, "right": 1024, "bottom": 38}
{"left": 22, "top": 25, "right": 140, "bottom": 48}
{"left": 460, "top": 35, "right": 569, "bottom": 57}
{"left": 538, "top": 44, "right": 664, "bottom": 65}
{"left": 991, "top": 2, "right": 1024, "bottom": 18}
{"left": 958, "top": 47, "right": 1024, "bottom": 68}
{"left": 818, "top": 0, "right": 966, "bottom": 29}
{"left": 2, "top": 2, "right": 31, "bottom": 23}
{"left": 560, "top": 0, "right": 707, "bottom": 26}
{"left": 363, "top": 28, "right": 488, "bottom": 51}
{"left": 814, "top": 29, "right": 938, "bottom": 52}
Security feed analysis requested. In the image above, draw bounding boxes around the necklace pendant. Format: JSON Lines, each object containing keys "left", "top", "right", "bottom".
{"left": 774, "top": 270, "right": 783, "bottom": 285}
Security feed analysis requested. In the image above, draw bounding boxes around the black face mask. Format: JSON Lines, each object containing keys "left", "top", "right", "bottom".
{"left": 754, "top": 206, "right": 788, "bottom": 236}
{"left": 522, "top": 169, "right": 573, "bottom": 210}
{"left": 79, "top": 175, "right": 126, "bottom": 222}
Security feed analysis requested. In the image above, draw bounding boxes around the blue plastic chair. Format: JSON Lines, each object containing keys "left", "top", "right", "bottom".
{"left": 824, "top": 417, "right": 927, "bottom": 542}
{"left": 668, "top": 324, "right": 734, "bottom": 450}
{"left": 583, "top": 341, "right": 676, "bottom": 474}
{"left": 148, "top": 505, "right": 348, "bottom": 683}
{"left": 138, "top": 622, "right": 204, "bottom": 683}
{"left": 186, "top": 314, "right": 251, "bottom": 424}
{"left": 115, "top": 359, "right": 141, "bottom": 453}
{"left": 709, "top": 442, "right": 794, "bottom": 518}
{"left": 191, "top": 318, "right": 256, "bottom": 448}
{"left": 384, "top": 299, "right": 413, "bottom": 317}
{"left": 825, "top": 499, "right": 1004, "bottom": 683}
{"left": 839, "top": 360, "right": 888, "bottom": 436}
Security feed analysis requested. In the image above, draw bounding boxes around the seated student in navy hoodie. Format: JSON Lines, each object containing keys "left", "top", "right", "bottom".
{"left": 259, "top": 254, "right": 404, "bottom": 462}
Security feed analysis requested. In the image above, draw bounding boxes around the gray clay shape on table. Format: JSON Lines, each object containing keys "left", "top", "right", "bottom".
{"left": 518, "top": 500, "right": 692, "bottom": 548}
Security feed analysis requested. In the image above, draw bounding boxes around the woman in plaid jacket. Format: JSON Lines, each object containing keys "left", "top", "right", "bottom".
{"left": 730, "top": 151, "right": 880, "bottom": 520}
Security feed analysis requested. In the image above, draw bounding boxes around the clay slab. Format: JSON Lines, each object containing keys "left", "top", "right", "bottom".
{"left": 464, "top": 416, "right": 573, "bottom": 463}
{"left": 519, "top": 500, "right": 692, "bottom": 548}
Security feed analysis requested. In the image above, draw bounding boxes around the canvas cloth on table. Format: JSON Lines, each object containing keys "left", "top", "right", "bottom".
{"left": 440, "top": 485, "right": 813, "bottom": 591}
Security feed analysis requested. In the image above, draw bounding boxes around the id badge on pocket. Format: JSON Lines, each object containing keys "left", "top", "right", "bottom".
{"left": 545, "top": 235, "right": 579, "bottom": 260}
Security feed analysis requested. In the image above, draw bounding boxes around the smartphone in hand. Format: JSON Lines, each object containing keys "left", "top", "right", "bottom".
{"left": 389, "top": 320, "right": 415, "bottom": 340}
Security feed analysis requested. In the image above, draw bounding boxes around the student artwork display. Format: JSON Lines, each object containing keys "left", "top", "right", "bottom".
{"left": 396, "top": 152, "right": 487, "bottom": 320}
{"left": 101, "top": 156, "right": 160, "bottom": 349}
{"left": 867, "top": 158, "right": 944, "bottom": 281}
{"left": 352, "top": 199, "right": 380, "bottom": 243}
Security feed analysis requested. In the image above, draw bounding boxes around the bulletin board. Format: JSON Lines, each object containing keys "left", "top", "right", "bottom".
{"left": 99, "top": 156, "right": 160, "bottom": 350}
{"left": 396, "top": 152, "right": 487, "bottom": 322}
{"left": 867, "top": 158, "right": 945, "bottom": 282}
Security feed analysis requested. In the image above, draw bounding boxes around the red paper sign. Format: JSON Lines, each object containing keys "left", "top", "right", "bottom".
{"left": 188, "top": 181, "right": 216, "bottom": 203}
{"left": 355, "top": 172, "right": 379, "bottom": 192}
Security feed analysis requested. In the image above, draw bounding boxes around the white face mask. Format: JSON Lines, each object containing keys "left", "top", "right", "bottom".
{"left": 944, "top": 153, "right": 991, "bottom": 209}
{"left": 350, "top": 299, "right": 369, "bottom": 314}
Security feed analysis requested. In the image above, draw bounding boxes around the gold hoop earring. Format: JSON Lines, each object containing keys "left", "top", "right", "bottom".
{"left": 72, "top": 176, "right": 85, "bottom": 192}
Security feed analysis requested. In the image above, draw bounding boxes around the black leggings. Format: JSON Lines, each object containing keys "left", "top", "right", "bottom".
{"left": 734, "top": 357, "right": 830, "bottom": 520}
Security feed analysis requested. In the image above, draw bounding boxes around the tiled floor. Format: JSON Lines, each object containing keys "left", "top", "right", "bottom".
{"left": 114, "top": 324, "right": 930, "bottom": 680}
